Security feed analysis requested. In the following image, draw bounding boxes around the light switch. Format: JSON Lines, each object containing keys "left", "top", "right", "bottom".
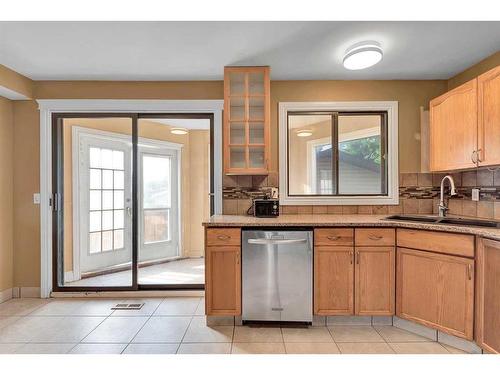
{"left": 33, "top": 193, "right": 41, "bottom": 204}
{"left": 472, "top": 188, "right": 480, "bottom": 202}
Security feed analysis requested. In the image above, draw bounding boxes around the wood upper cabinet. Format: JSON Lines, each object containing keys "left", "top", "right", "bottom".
{"left": 224, "top": 66, "right": 271, "bottom": 175}
{"left": 429, "top": 78, "right": 478, "bottom": 171}
{"left": 314, "top": 246, "right": 354, "bottom": 315}
{"left": 475, "top": 238, "right": 500, "bottom": 353}
{"left": 205, "top": 228, "right": 241, "bottom": 315}
{"left": 396, "top": 247, "right": 474, "bottom": 340}
{"left": 478, "top": 65, "right": 500, "bottom": 167}
{"left": 355, "top": 247, "right": 395, "bottom": 316}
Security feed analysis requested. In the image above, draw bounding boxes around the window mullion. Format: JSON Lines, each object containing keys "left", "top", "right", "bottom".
{"left": 332, "top": 112, "right": 339, "bottom": 196}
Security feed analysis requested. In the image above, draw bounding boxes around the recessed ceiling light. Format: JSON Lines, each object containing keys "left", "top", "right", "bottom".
{"left": 343, "top": 41, "right": 383, "bottom": 70}
{"left": 171, "top": 127, "right": 188, "bottom": 135}
{"left": 297, "top": 129, "right": 313, "bottom": 137}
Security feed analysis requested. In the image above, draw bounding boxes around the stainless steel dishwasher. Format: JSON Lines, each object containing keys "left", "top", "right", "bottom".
{"left": 242, "top": 229, "right": 313, "bottom": 323}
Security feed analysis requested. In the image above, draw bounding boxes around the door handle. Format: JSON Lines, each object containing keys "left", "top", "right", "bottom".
{"left": 356, "top": 251, "right": 360, "bottom": 265}
{"left": 126, "top": 206, "right": 132, "bottom": 217}
{"left": 349, "top": 251, "right": 353, "bottom": 264}
{"left": 467, "top": 264, "right": 472, "bottom": 280}
{"left": 476, "top": 148, "right": 483, "bottom": 163}
{"left": 248, "top": 238, "right": 307, "bottom": 245}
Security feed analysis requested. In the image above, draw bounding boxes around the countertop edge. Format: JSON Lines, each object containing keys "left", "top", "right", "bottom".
{"left": 202, "top": 215, "right": 500, "bottom": 241}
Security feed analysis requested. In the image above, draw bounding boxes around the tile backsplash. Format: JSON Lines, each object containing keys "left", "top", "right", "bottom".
{"left": 222, "top": 169, "right": 500, "bottom": 220}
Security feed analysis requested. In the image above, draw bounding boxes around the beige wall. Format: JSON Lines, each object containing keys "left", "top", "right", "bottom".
{"left": 447, "top": 51, "right": 500, "bottom": 90}
{"left": 0, "top": 98, "right": 14, "bottom": 292}
{"left": 270, "top": 80, "right": 448, "bottom": 173}
{"left": 60, "top": 118, "right": 209, "bottom": 273}
{"left": 0, "top": 64, "right": 34, "bottom": 99}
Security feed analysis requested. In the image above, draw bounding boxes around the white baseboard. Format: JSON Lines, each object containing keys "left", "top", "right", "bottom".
{"left": 0, "top": 288, "right": 13, "bottom": 303}
{"left": 11, "top": 287, "right": 41, "bottom": 298}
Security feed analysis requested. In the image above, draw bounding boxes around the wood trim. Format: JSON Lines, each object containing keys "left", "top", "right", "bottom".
{"left": 396, "top": 228, "right": 474, "bottom": 258}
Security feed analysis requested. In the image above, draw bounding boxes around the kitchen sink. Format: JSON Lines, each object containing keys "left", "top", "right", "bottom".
{"left": 385, "top": 214, "right": 500, "bottom": 228}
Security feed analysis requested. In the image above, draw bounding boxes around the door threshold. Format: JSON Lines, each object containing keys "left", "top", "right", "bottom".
{"left": 51, "top": 290, "right": 205, "bottom": 298}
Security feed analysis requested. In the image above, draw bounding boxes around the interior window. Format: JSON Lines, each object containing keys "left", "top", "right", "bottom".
{"left": 287, "top": 112, "right": 387, "bottom": 196}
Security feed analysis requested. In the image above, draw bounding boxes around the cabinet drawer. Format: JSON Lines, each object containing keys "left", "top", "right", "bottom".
{"left": 206, "top": 228, "right": 241, "bottom": 247}
{"left": 397, "top": 229, "right": 474, "bottom": 258}
{"left": 314, "top": 228, "right": 354, "bottom": 246}
{"left": 355, "top": 228, "right": 395, "bottom": 246}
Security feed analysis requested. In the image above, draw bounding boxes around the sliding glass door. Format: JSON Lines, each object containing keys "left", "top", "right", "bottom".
{"left": 52, "top": 113, "right": 213, "bottom": 291}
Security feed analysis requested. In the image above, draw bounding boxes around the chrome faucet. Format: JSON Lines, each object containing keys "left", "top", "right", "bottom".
{"left": 438, "top": 175, "right": 457, "bottom": 217}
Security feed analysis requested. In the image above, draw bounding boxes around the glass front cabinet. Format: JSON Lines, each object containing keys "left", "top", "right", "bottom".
{"left": 224, "top": 66, "right": 270, "bottom": 175}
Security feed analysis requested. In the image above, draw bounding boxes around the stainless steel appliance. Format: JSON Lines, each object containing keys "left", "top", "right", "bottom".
{"left": 242, "top": 229, "right": 313, "bottom": 323}
{"left": 253, "top": 199, "right": 279, "bottom": 217}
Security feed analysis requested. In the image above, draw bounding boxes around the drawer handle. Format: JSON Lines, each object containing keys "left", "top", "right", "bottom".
{"left": 217, "top": 235, "right": 231, "bottom": 241}
{"left": 368, "top": 235, "right": 383, "bottom": 240}
{"left": 327, "top": 235, "right": 341, "bottom": 241}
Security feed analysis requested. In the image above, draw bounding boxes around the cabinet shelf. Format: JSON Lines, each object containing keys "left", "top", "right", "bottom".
{"left": 224, "top": 66, "right": 270, "bottom": 175}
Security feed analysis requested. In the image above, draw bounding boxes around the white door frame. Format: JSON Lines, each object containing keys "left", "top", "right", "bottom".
{"left": 38, "top": 99, "right": 224, "bottom": 298}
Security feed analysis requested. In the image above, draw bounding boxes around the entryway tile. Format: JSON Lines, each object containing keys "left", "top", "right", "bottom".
{"left": 281, "top": 327, "right": 333, "bottom": 343}
{"left": 69, "top": 343, "right": 127, "bottom": 354}
{"left": 233, "top": 326, "right": 283, "bottom": 343}
{"left": 0, "top": 316, "right": 61, "bottom": 343}
{"left": 0, "top": 298, "right": 48, "bottom": 316}
{"left": 389, "top": 342, "right": 450, "bottom": 354}
{"left": 177, "top": 343, "right": 231, "bottom": 354}
{"left": 0, "top": 316, "right": 21, "bottom": 330}
{"left": 154, "top": 297, "right": 201, "bottom": 316}
{"left": 123, "top": 343, "right": 179, "bottom": 354}
{"left": 329, "top": 325, "right": 384, "bottom": 343}
{"left": 15, "top": 343, "right": 76, "bottom": 354}
{"left": 30, "top": 299, "right": 87, "bottom": 316}
{"left": 0, "top": 343, "right": 25, "bottom": 354}
{"left": 30, "top": 316, "right": 105, "bottom": 343}
{"left": 111, "top": 299, "right": 163, "bottom": 316}
{"left": 374, "top": 326, "right": 431, "bottom": 342}
{"left": 133, "top": 316, "right": 191, "bottom": 343}
{"left": 285, "top": 342, "right": 340, "bottom": 354}
{"left": 182, "top": 316, "right": 233, "bottom": 343}
{"left": 231, "top": 343, "right": 286, "bottom": 354}
{"left": 337, "top": 342, "right": 395, "bottom": 354}
{"left": 82, "top": 316, "right": 149, "bottom": 343}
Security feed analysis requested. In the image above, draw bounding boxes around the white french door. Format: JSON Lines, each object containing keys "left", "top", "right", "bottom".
{"left": 77, "top": 131, "right": 133, "bottom": 275}
{"left": 138, "top": 146, "right": 180, "bottom": 263}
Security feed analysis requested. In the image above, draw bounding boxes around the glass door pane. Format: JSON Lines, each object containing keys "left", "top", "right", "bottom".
{"left": 59, "top": 116, "right": 133, "bottom": 288}
{"left": 138, "top": 117, "right": 208, "bottom": 286}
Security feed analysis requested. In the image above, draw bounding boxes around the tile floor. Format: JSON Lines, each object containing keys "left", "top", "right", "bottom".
{"left": 66, "top": 258, "right": 204, "bottom": 287}
{"left": 0, "top": 297, "right": 467, "bottom": 354}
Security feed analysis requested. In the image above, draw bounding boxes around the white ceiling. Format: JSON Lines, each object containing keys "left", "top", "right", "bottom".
{"left": 0, "top": 21, "right": 499, "bottom": 80}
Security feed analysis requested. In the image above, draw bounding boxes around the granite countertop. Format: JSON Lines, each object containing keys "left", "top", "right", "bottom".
{"left": 203, "top": 214, "right": 500, "bottom": 241}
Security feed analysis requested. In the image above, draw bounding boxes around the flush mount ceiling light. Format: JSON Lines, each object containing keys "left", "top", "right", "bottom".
{"left": 297, "top": 129, "right": 313, "bottom": 137}
{"left": 343, "top": 41, "right": 383, "bottom": 70}
{"left": 171, "top": 127, "right": 188, "bottom": 135}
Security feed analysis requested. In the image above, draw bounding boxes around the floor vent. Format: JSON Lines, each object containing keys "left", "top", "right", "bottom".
{"left": 111, "top": 303, "right": 145, "bottom": 310}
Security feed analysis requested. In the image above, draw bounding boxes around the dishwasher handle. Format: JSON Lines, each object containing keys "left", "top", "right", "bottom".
{"left": 247, "top": 238, "right": 308, "bottom": 245}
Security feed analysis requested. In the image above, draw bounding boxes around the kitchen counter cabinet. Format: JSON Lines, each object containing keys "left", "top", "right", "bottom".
{"left": 476, "top": 237, "right": 500, "bottom": 353}
{"left": 396, "top": 247, "right": 474, "bottom": 340}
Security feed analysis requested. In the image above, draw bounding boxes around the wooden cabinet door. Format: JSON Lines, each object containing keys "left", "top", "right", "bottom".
{"left": 205, "top": 246, "right": 241, "bottom": 315}
{"left": 478, "top": 65, "right": 500, "bottom": 167}
{"left": 314, "top": 246, "right": 354, "bottom": 315}
{"left": 476, "top": 238, "right": 500, "bottom": 353}
{"left": 355, "top": 247, "right": 395, "bottom": 316}
{"left": 396, "top": 248, "right": 474, "bottom": 339}
{"left": 429, "top": 79, "right": 478, "bottom": 171}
